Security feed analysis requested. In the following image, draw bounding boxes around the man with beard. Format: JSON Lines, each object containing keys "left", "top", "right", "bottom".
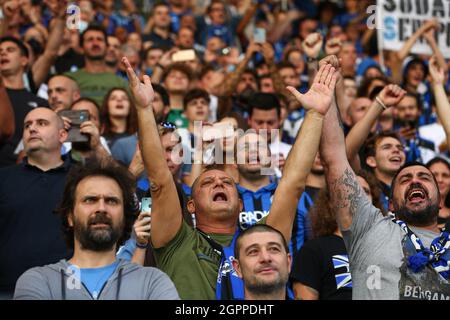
{"left": 321, "top": 78, "right": 450, "bottom": 298}
{"left": 13, "top": 160, "right": 179, "bottom": 300}
{"left": 66, "top": 25, "right": 127, "bottom": 106}
{"left": 232, "top": 224, "right": 291, "bottom": 300}
{"left": 105, "top": 36, "right": 122, "bottom": 75}
{"left": 394, "top": 93, "right": 437, "bottom": 163}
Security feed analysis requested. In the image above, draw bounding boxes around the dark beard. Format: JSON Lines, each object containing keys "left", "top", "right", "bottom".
{"left": 246, "top": 275, "right": 287, "bottom": 296}
{"left": 87, "top": 54, "right": 106, "bottom": 61}
{"left": 105, "top": 59, "right": 118, "bottom": 68}
{"left": 74, "top": 213, "right": 123, "bottom": 252}
{"left": 395, "top": 203, "right": 439, "bottom": 227}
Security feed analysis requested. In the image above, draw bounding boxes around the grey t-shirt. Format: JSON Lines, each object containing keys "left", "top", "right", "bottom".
{"left": 343, "top": 194, "right": 450, "bottom": 300}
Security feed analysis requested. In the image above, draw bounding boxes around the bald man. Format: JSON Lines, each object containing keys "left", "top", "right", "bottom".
{"left": 0, "top": 108, "right": 72, "bottom": 299}
{"left": 48, "top": 75, "right": 81, "bottom": 112}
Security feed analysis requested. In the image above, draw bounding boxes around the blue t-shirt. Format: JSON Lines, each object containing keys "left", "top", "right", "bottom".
{"left": 78, "top": 261, "right": 120, "bottom": 299}
{"left": 237, "top": 182, "right": 316, "bottom": 256}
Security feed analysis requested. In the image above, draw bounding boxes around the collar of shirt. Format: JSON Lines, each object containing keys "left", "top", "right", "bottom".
{"left": 22, "top": 154, "right": 72, "bottom": 173}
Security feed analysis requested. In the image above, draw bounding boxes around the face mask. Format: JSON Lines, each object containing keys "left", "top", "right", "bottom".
{"left": 78, "top": 20, "right": 88, "bottom": 34}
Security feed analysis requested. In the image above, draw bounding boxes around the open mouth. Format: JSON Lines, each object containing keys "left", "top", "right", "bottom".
{"left": 213, "top": 191, "right": 228, "bottom": 203}
{"left": 389, "top": 156, "right": 402, "bottom": 165}
{"left": 406, "top": 188, "right": 427, "bottom": 203}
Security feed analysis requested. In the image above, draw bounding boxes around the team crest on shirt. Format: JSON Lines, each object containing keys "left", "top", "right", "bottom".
{"left": 217, "top": 256, "right": 238, "bottom": 283}
{"left": 239, "top": 210, "right": 270, "bottom": 230}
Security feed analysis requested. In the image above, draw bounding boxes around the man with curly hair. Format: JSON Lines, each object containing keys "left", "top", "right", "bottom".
{"left": 14, "top": 159, "right": 179, "bottom": 300}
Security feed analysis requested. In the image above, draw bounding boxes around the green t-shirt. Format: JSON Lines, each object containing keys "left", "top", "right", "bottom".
{"left": 65, "top": 69, "right": 128, "bottom": 106}
{"left": 154, "top": 217, "right": 268, "bottom": 300}
{"left": 166, "top": 109, "right": 188, "bottom": 129}
{"left": 154, "top": 220, "right": 233, "bottom": 300}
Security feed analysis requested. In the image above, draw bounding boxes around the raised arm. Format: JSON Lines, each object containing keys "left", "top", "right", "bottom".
{"left": 235, "top": 1, "right": 258, "bottom": 36}
{"left": 267, "top": 63, "right": 338, "bottom": 243}
{"left": 123, "top": 57, "right": 182, "bottom": 249}
{"left": 423, "top": 26, "right": 448, "bottom": 74}
{"left": 267, "top": 9, "right": 302, "bottom": 44}
{"left": 319, "top": 55, "right": 351, "bottom": 127}
{"left": 345, "top": 85, "right": 406, "bottom": 169}
{"left": 214, "top": 42, "right": 260, "bottom": 97}
{"left": 391, "top": 19, "right": 439, "bottom": 84}
{"left": 32, "top": 1, "right": 66, "bottom": 88}
{"left": 0, "top": 77, "right": 15, "bottom": 142}
{"left": 429, "top": 55, "right": 450, "bottom": 150}
{"left": 261, "top": 42, "right": 292, "bottom": 104}
{"left": 302, "top": 33, "right": 323, "bottom": 88}
{"left": 320, "top": 95, "right": 361, "bottom": 231}
{"left": 396, "top": 20, "right": 438, "bottom": 62}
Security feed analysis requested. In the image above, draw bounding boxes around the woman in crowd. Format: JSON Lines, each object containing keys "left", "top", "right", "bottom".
{"left": 101, "top": 87, "right": 138, "bottom": 149}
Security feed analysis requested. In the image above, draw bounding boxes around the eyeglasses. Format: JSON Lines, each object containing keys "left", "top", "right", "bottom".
{"left": 160, "top": 121, "right": 177, "bottom": 129}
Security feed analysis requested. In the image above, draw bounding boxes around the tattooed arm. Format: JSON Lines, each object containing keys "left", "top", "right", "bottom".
{"left": 320, "top": 97, "right": 366, "bottom": 231}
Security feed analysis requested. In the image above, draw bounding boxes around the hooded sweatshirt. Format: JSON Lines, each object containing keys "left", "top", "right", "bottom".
{"left": 13, "top": 259, "right": 179, "bottom": 300}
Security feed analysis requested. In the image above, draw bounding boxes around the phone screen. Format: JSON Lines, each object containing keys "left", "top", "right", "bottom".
{"left": 254, "top": 28, "right": 266, "bottom": 43}
{"left": 141, "top": 197, "right": 152, "bottom": 213}
{"left": 58, "top": 110, "right": 90, "bottom": 143}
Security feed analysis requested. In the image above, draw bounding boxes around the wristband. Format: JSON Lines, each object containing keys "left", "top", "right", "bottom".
{"left": 375, "top": 96, "right": 387, "bottom": 110}
{"left": 306, "top": 57, "right": 318, "bottom": 63}
{"left": 136, "top": 241, "right": 148, "bottom": 249}
{"left": 156, "top": 63, "right": 164, "bottom": 69}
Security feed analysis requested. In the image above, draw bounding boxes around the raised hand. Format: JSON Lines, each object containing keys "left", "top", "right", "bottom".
{"left": 261, "top": 42, "right": 275, "bottom": 64}
{"left": 79, "top": 120, "right": 101, "bottom": 150}
{"left": 420, "top": 19, "right": 440, "bottom": 34}
{"left": 302, "top": 32, "right": 323, "bottom": 59}
{"left": 158, "top": 47, "right": 178, "bottom": 68}
{"left": 287, "top": 63, "right": 338, "bottom": 115}
{"left": 245, "top": 40, "right": 261, "bottom": 60}
{"left": 377, "top": 84, "right": 406, "bottom": 108}
{"left": 423, "top": 26, "right": 437, "bottom": 43}
{"left": 320, "top": 55, "right": 342, "bottom": 84}
{"left": 429, "top": 55, "right": 445, "bottom": 85}
{"left": 3, "top": 0, "right": 19, "bottom": 19}
{"left": 122, "top": 56, "right": 154, "bottom": 109}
